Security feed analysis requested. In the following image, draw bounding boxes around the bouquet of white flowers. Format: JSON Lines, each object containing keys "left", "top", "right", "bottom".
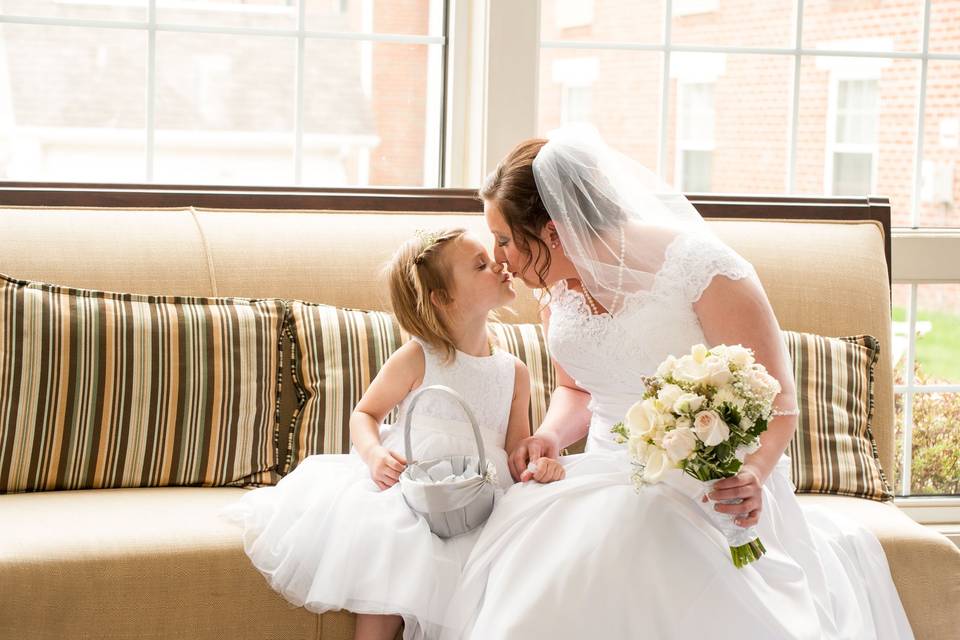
{"left": 611, "top": 343, "right": 782, "bottom": 567}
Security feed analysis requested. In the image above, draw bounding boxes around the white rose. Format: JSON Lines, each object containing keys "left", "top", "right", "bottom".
{"left": 625, "top": 398, "right": 659, "bottom": 438}
{"left": 657, "top": 384, "right": 684, "bottom": 410}
{"left": 661, "top": 426, "right": 698, "bottom": 463}
{"left": 656, "top": 355, "right": 678, "bottom": 379}
{"left": 693, "top": 410, "right": 730, "bottom": 446}
{"left": 643, "top": 447, "right": 672, "bottom": 483}
{"left": 703, "top": 355, "right": 733, "bottom": 387}
{"left": 673, "top": 392, "right": 705, "bottom": 415}
{"left": 726, "top": 345, "right": 753, "bottom": 368}
{"left": 744, "top": 367, "right": 782, "bottom": 400}
{"left": 671, "top": 356, "right": 708, "bottom": 385}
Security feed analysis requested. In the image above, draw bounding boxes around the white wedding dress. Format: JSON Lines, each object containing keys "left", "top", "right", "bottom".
{"left": 222, "top": 339, "right": 517, "bottom": 640}
{"left": 443, "top": 233, "right": 913, "bottom": 640}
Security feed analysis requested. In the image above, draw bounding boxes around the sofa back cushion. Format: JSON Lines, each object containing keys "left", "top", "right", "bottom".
{"left": 0, "top": 272, "right": 285, "bottom": 493}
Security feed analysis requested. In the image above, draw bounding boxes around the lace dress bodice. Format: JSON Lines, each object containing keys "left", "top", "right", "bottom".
{"left": 384, "top": 338, "right": 516, "bottom": 456}
{"left": 547, "top": 233, "right": 756, "bottom": 452}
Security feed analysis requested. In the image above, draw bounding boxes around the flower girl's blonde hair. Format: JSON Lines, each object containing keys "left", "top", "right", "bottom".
{"left": 387, "top": 228, "right": 467, "bottom": 363}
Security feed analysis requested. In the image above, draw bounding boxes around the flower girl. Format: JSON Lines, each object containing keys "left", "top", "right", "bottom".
{"left": 223, "top": 228, "right": 565, "bottom": 640}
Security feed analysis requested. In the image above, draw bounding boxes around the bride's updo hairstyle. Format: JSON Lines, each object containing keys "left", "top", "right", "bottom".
{"left": 479, "top": 139, "right": 554, "bottom": 289}
{"left": 386, "top": 228, "right": 467, "bottom": 363}
{"left": 480, "top": 137, "right": 623, "bottom": 290}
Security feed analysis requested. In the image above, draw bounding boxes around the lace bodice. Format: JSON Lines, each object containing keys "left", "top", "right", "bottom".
{"left": 547, "top": 233, "right": 756, "bottom": 452}
{"left": 390, "top": 338, "right": 517, "bottom": 451}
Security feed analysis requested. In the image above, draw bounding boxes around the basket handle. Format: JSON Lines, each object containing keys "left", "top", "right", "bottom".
{"left": 402, "top": 385, "right": 487, "bottom": 473}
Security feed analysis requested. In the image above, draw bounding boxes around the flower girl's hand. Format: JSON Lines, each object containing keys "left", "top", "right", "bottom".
{"left": 706, "top": 465, "right": 764, "bottom": 528}
{"left": 509, "top": 433, "right": 560, "bottom": 482}
{"left": 522, "top": 457, "right": 565, "bottom": 483}
{"left": 366, "top": 446, "right": 407, "bottom": 491}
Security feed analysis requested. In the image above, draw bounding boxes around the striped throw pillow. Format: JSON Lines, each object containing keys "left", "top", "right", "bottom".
{"left": 784, "top": 331, "right": 892, "bottom": 501}
{"left": 489, "top": 321, "right": 556, "bottom": 434}
{"left": 284, "top": 302, "right": 404, "bottom": 473}
{"left": 0, "top": 272, "right": 286, "bottom": 493}
{"left": 284, "top": 301, "right": 557, "bottom": 473}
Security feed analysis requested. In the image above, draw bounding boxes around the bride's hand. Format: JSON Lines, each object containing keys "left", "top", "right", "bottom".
{"left": 705, "top": 465, "right": 764, "bottom": 528}
{"left": 509, "top": 432, "right": 560, "bottom": 482}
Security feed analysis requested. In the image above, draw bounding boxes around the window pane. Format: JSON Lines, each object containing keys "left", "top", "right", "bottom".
{"left": 540, "top": 0, "right": 664, "bottom": 44}
{"left": 832, "top": 152, "right": 872, "bottom": 195}
{"left": 802, "top": 0, "right": 924, "bottom": 53}
{"left": 158, "top": 0, "right": 296, "bottom": 29}
{"left": 671, "top": 0, "right": 795, "bottom": 48}
{"left": 665, "top": 53, "right": 792, "bottom": 193}
{"left": 836, "top": 79, "right": 878, "bottom": 144}
{"left": 0, "top": 23, "right": 147, "bottom": 182}
{"left": 929, "top": 1, "right": 960, "bottom": 53}
{"left": 305, "top": 0, "right": 443, "bottom": 36}
{"left": 913, "top": 283, "right": 960, "bottom": 386}
{"left": 0, "top": 0, "right": 146, "bottom": 20}
{"left": 919, "top": 61, "right": 960, "bottom": 228}
{"left": 795, "top": 56, "right": 918, "bottom": 225}
{"left": 302, "top": 40, "right": 442, "bottom": 186}
{"left": 539, "top": 49, "right": 662, "bottom": 171}
{"left": 154, "top": 32, "right": 295, "bottom": 185}
{"left": 682, "top": 149, "right": 712, "bottom": 191}
{"left": 903, "top": 392, "right": 960, "bottom": 495}
{"left": 892, "top": 284, "right": 913, "bottom": 385}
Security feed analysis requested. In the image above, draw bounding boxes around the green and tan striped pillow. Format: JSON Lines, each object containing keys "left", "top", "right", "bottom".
{"left": 0, "top": 272, "right": 286, "bottom": 493}
{"left": 284, "top": 301, "right": 556, "bottom": 473}
{"left": 784, "top": 331, "right": 892, "bottom": 501}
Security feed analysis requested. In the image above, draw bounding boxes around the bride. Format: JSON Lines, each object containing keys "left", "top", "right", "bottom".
{"left": 441, "top": 127, "right": 913, "bottom": 639}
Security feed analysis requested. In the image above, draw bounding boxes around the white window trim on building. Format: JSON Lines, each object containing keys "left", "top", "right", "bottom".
{"left": 824, "top": 75, "right": 879, "bottom": 197}
{"left": 552, "top": 57, "right": 598, "bottom": 125}
{"left": 675, "top": 81, "right": 715, "bottom": 192}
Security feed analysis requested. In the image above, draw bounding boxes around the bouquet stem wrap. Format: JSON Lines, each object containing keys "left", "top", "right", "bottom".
{"left": 699, "top": 478, "right": 766, "bottom": 568}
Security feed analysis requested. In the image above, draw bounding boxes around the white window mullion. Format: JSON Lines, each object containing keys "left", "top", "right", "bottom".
{"left": 293, "top": 0, "right": 305, "bottom": 185}
{"left": 146, "top": 0, "right": 156, "bottom": 182}
{"left": 481, "top": 0, "right": 539, "bottom": 177}
{"left": 787, "top": 0, "right": 804, "bottom": 193}
{"left": 900, "top": 284, "right": 919, "bottom": 496}
{"left": 912, "top": 0, "right": 933, "bottom": 227}
{"left": 658, "top": 0, "right": 672, "bottom": 177}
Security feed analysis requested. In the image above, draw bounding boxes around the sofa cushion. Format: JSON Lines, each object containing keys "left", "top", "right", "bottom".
{"left": 784, "top": 332, "right": 892, "bottom": 501}
{"left": 0, "top": 487, "right": 323, "bottom": 639}
{"left": 285, "top": 300, "right": 556, "bottom": 472}
{"left": 0, "top": 272, "right": 286, "bottom": 493}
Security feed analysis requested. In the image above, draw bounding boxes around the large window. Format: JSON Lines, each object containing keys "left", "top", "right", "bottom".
{"left": 539, "top": 0, "right": 960, "bottom": 499}
{"left": 0, "top": 0, "right": 446, "bottom": 186}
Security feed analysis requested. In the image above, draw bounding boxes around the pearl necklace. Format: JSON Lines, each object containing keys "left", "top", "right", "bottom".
{"left": 580, "top": 226, "right": 626, "bottom": 316}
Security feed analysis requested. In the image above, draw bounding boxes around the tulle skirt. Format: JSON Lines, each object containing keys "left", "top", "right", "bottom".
{"left": 222, "top": 425, "right": 509, "bottom": 640}
{"left": 441, "top": 451, "right": 913, "bottom": 640}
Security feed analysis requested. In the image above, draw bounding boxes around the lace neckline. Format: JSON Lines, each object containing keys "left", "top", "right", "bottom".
{"left": 549, "top": 233, "right": 690, "bottom": 319}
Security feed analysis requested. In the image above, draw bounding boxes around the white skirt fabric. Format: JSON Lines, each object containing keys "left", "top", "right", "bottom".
{"left": 442, "top": 451, "right": 913, "bottom": 640}
{"left": 222, "top": 423, "right": 510, "bottom": 640}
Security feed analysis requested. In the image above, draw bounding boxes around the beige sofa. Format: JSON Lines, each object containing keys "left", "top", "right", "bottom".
{"left": 0, "top": 187, "right": 957, "bottom": 639}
